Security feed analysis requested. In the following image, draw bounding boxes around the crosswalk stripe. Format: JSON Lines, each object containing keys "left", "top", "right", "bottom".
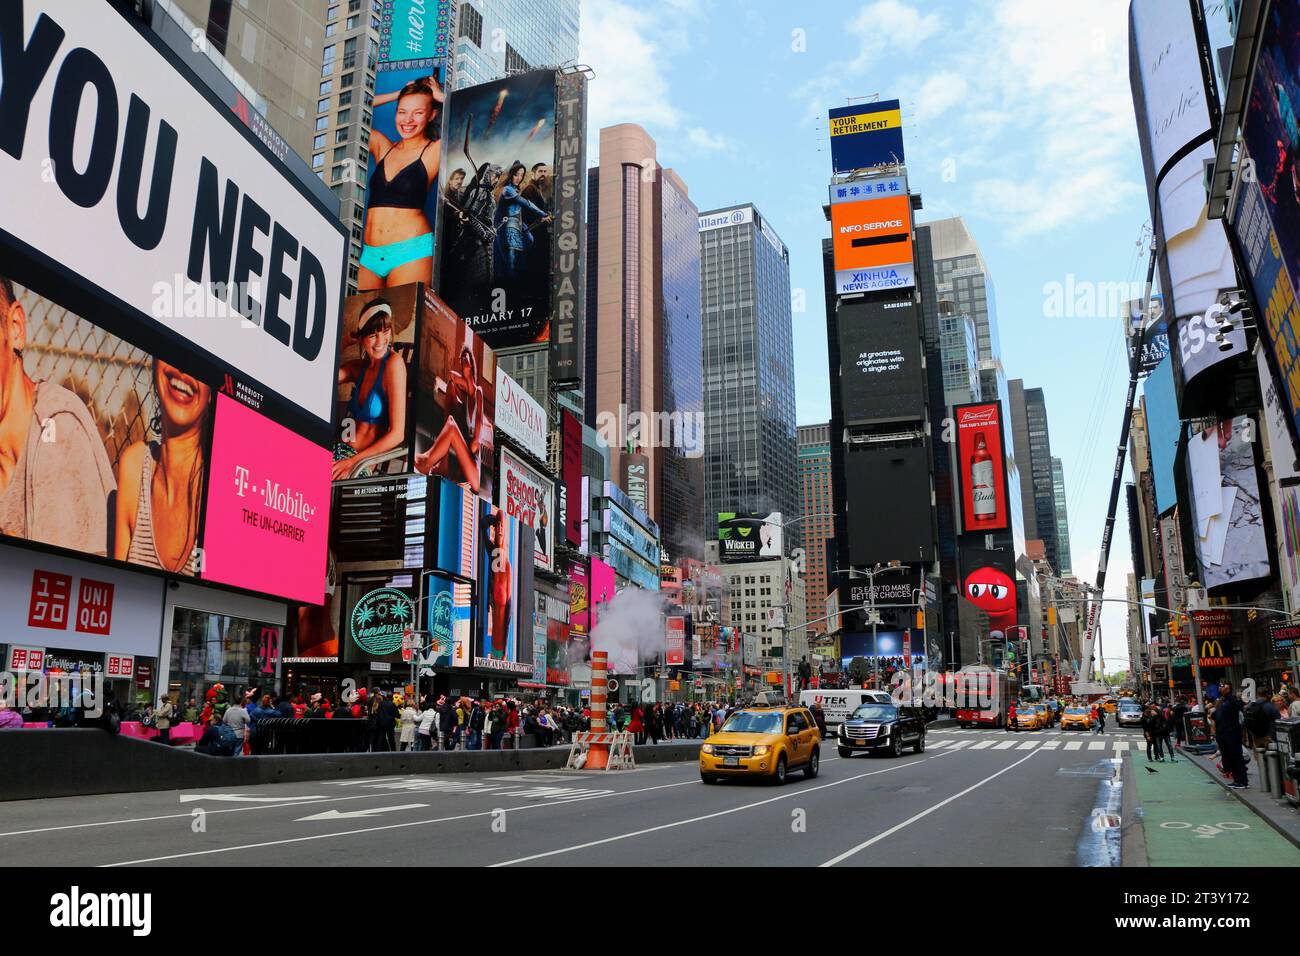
{"left": 969, "top": 741, "right": 994, "bottom": 750}
{"left": 1016, "top": 741, "right": 1037, "bottom": 750}
{"left": 993, "top": 741, "right": 1016, "bottom": 750}
{"left": 1040, "top": 741, "right": 1060, "bottom": 749}
{"left": 1088, "top": 741, "right": 1106, "bottom": 750}
{"left": 1065, "top": 741, "right": 1083, "bottom": 750}
{"left": 1112, "top": 741, "right": 1129, "bottom": 751}
{"left": 947, "top": 740, "right": 971, "bottom": 750}
{"left": 929, "top": 740, "right": 953, "bottom": 748}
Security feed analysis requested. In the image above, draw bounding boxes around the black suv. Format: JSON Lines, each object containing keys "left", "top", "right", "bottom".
{"left": 837, "top": 702, "right": 927, "bottom": 758}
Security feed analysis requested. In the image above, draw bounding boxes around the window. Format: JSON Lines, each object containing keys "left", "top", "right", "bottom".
{"left": 312, "top": 153, "right": 324, "bottom": 169}
{"left": 319, "top": 80, "right": 333, "bottom": 96}
{"left": 338, "top": 90, "right": 353, "bottom": 107}
{"left": 325, "top": 23, "right": 337, "bottom": 37}
{"left": 333, "top": 146, "right": 349, "bottom": 162}
{"left": 346, "top": 15, "right": 358, "bottom": 29}
{"left": 313, "top": 134, "right": 326, "bottom": 149}
{"left": 336, "top": 127, "right": 349, "bottom": 143}
{"left": 341, "top": 71, "right": 355, "bottom": 89}
{"left": 338, "top": 108, "right": 351, "bottom": 125}
{"left": 323, "top": 44, "right": 337, "bottom": 63}
{"left": 331, "top": 164, "right": 349, "bottom": 182}
{"left": 315, "top": 116, "right": 328, "bottom": 131}
{"left": 317, "top": 98, "right": 329, "bottom": 114}
{"left": 458, "top": 3, "right": 484, "bottom": 46}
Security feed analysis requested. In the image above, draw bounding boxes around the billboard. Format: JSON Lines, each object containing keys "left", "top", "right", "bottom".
{"left": 837, "top": 297, "right": 925, "bottom": 424}
{"left": 495, "top": 366, "right": 548, "bottom": 461}
{"left": 829, "top": 193, "right": 914, "bottom": 295}
{"left": 411, "top": 289, "right": 496, "bottom": 500}
{"left": 477, "top": 500, "right": 527, "bottom": 670}
{"left": 1129, "top": 0, "right": 1243, "bottom": 393}
{"left": 546, "top": 618, "right": 573, "bottom": 686}
{"left": 569, "top": 559, "right": 589, "bottom": 634}
{"left": 828, "top": 100, "right": 904, "bottom": 172}
{"left": 622, "top": 452, "right": 651, "bottom": 516}
{"left": 377, "top": 0, "right": 454, "bottom": 64}
{"left": 960, "top": 545, "right": 1018, "bottom": 640}
{"left": 954, "top": 402, "right": 1010, "bottom": 533}
{"left": 666, "top": 616, "right": 686, "bottom": 666}
{"left": 499, "top": 446, "right": 553, "bottom": 572}
{"left": 562, "top": 409, "right": 584, "bottom": 546}
{"left": 549, "top": 69, "right": 588, "bottom": 388}
{"left": 0, "top": 2, "right": 347, "bottom": 432}
{"left": 437, "top": 70, "right": 557, "bottom": 348}
{"left": 717, "top": 512, "right": 784, "bottom": 562}
{"left": 844, "top": 443, "right": 934, "bottom": 566}
{"left": 332, "top": 285, "right": 419, "bottom": 481}
{"left": 1258, "top": 345, "right": 1300, "bottom": 482}
{"left": 1185, "top": 417, "right": 1271, "bottom": 591}
{"left": 1143, "top": 354, "right": 1182, "bottom": 514}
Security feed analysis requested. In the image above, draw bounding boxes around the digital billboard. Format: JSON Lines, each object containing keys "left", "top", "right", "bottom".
{"left": 477, "top": 500, "right": 528, "bottom": 671}
{"left": 828, "top": 100, "right": 904, "bottom": 172}
{"left": 332, "top": 285, "right": 419, "bottom": 481}
{"left": 438, "top": 70, "right": 557, "bottom": 348}
{"left": 717, "top": 512, "right": 784, "bottom": 562}
{"left": 837, "top": 297, "right": 925, "bottom": 424}
{"left": 666, "top": 616, "right": 686, "bottom": 666}
{"left": 550, "top": 68, "right": 588, "bottom": 389}
{"left": 377, "top": 0, "right": 454, "bottom": 64}
{"left": 0, "top": 2, "right": 348, "bottom": 433}
{"left": 960, "top": 545, "right": 1018, "bottom": 640}
{"left": 357, "top": 60, "right": 446, "bottom": 294}
{"left": 499, "top": 446, "right": 553, "bottom": 572}
{"left": 829, "top": 193, "right": 914, "bottom": 295}
{"left": 844, "top": 443, "right": 934, "bottom": 566}
{"left": 1143, "top": 353, "right": 1182, "bottom": 515}
{"left": 954, "top": 402, "right": 1010, "bottom": 534}
{"left": 1185, "top": 416, "right": 1271, "bottom": 591}
{"left": 562, "top": 409, "right": 583, "bottom": 546}
{"left": 412, "top": 289, "right": 496, "bottom": 500}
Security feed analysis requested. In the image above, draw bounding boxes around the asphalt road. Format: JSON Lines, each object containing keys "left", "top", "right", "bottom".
{"left": 0, "top": 725, "right": 1147, "bottom": 867}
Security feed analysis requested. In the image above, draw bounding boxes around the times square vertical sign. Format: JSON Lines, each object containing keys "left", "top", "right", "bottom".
{"left": 549, "top": 69, "right": 588, "bottom": 390}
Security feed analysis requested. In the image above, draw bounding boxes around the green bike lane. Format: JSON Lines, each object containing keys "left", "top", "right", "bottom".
{"left": 1131, "top": 755, "right": 1300, "bottom": 866}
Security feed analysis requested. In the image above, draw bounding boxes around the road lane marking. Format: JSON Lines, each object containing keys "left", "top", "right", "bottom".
{"left": 178, "top": 793, "right": 329, "bottom": 803}
{"left": 1041, "top": 741, "right": 1060, "bottom": 749}
{"left": 928, "top": 740, "right": 953, "bottom": 748}
{"left": 969, "top": 741, "right": 994, "bottom": 750}
{"left": 945, "top": 740, "right": 971, "bottom": 750}
{"left": 1113, "top": 741, "right": 1130, "bottom": 751}
{"left": 485, "top": 749, "right": 966, "bottom": 867}
{"left": 1065, "top": 741, "right": 1083, "bottom": 750}
{"left": 296, "top": 804, "right": 428, "bottom": 822}
{"left": 1016, "top": 741, "right": 1037, "bottom": 750}
{"left": 1089, "top": 741, "right": 1106, "bottom": 750}
{"left": 993, "top": 741, "right": 1016, "bottom": 750}
{"left": 821, "top": 750, "right": 1040, "bottom": 866}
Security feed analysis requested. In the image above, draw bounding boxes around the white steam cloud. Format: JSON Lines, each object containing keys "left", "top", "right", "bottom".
{"left": 590, "top": 588, "right": 667, "bottom": 674}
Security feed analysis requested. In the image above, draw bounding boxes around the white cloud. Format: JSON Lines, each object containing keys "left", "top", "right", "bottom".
{"left": 846, "top": 0, "right": 943, "bottom": 70}
{"left": 687, "top": 127, "right": 730, "bottom": 151}
{"left": 580, "top": 0, "right": 682, "bottom": 142}
{"left": 914, "top": 71, "right": 968, "bottom": 124}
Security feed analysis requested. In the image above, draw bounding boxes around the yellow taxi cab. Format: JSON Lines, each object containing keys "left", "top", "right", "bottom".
{"left": 1014, "top": 704, "right": 1046, "bottom": 731}
{"left": 700, "top": 706, "right": 821, "bottom": 785}
{"left": 1099, "top": 697, "right": 1118, "bottom": 714}
{"left": 1060, "top": 705, "right": 1093, "bottom": 731}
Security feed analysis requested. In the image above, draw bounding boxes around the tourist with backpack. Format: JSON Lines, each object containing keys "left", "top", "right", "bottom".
{"left": 1244, "top": 692, "right": 1280, "bottom": 748}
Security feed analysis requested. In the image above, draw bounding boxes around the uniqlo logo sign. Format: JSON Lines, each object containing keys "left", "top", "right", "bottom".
{"left": 28, "top": 570, "right": 72, "bottom": 630}
{"left": 106, "top": 654, "right": 134, "bottom": 678}
{"left": 8, "top": 646, "right": 45, "bottom": 671}
{"left": 75, "top": 579, "right": 115, "bottom": 635}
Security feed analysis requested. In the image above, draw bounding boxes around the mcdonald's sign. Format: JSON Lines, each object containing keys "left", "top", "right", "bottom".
{"left": 1197, "top": 639, "right": 1233, "bottom": 667}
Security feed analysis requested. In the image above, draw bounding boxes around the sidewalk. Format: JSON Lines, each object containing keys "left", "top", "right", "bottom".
{"left": 1129, "top": 750, "right": 1300, "bottom": 867}
{"left": 1179, "top": 746, "right": 1300, "bottom": 851}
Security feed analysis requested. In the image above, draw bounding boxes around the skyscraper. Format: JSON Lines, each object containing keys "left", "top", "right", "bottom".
{"left": 452, "top": 0, "right": 580, "bottom": 89}
{"left": 1009, "top": 380, "right": 1062, "bottom": 574}
{"left": 1051, "top": 457, "right": 1073, "bottom": 576}
{"left": 797, "top": 424, "right": 834, "bottom": 637}
{"left": 585, "top": 125, "right": 704, "bottom": 562}
{"left": 699, "top": 204, "right": 799, "bottom": 556}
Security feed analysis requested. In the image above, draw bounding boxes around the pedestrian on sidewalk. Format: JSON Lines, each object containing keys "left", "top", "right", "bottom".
{"left": 1213, "top": 681, "right": 1248, "bottom": 789}
{"left": 1141, "top": 704, "right": 1164, "bottom": 762}
{"left": 1160, "top": 701, "right": 1176, "bottom": 761}
{"left": 1287, "top": 686, "right": 1300, "bottom": 718}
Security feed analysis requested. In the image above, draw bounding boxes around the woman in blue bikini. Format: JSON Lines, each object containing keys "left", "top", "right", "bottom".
{"left": 332, "top": 298, "right": 408, "bottom": 481}
{"left": 357, "top": 76, "right": 444, "bottom": 292}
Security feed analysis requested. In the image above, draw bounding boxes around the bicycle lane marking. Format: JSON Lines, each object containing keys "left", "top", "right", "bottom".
{"left": 1132, "top": 755, "right": 1300, "bottom": 866}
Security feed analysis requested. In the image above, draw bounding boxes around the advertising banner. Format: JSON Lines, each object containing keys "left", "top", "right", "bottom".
{"left": 377, "top": 0, "right": 454, "bottom": 64}
{"left": 604, "top": 504, "right": 659, "bottom": 566}
{"left": 0, "top": 542, "right": 164, "bottom": 656}
{"left": 412, "top": 289, "right": 496, "bottom": 499}
{"left": 604, "top": 537, "right": 660, "bottom": 591}
{"left": 499, "top": 446, "right": 553, "bottom": 572}
{"left": 589, "top": 556, "right": 617, "bottom": 628}
{"left": 828, "top": 100, "right": 905, "bottom": 172}
{"left": 562, "top": 409, "right": 583, "bottom": 546}
{"left": 438, "top": 70, "right": 557, "bottom": 348}
{"left": 1258, "top": 345, "right": 1300, "bottom": 482}
{"left": 845, "top": 443, "right": 934, "bottom": 566}
{"left": 1280, "top": 484, "right": 1300, "bottom": 609}
{"left": 666, "top": 616, "right": 686, "bottom": 666}
{"left": 1194, "top": 610, "right": 1234, "bottom": 667}
{"left": 1269, "top": 622, "right": 1300, "bottom": 655}
{"left": 570, "top": 559, "right": 589, "bottom": 634}
{"left": 1125, "top": 295, "right": 1169, "bottom": 376}
{"left": 717, "top": 512, "right": 784, "bottom": 562}
{"left": 837, "top": 297, "right": 924, "bottom": 424}
{"left": 604, "top": 480, "right": 659, "bottom": 539}
{"left": 0, "top": 2, "right": 348, "bottom": 430}
{"left": 357, "top": 60, "right": 446, "bottom": 294}
{"left": 1143, "top": 354, "right": 1182, "bottom": 514}
{"left": 830, "top": 193, "right": 914, "bottom": 295}
{"left": 546, "top": 618, "right": 572, "bottom": 686}
{"left": 960, "top": 545, "right": 1018, "bottom": 640}
{"left": 1185, "top": 417, "right": 1271, "bottom": 591}
{"left": 347, "top": 585, "right": 416, "bottom": 661}
{"left": 954, "top": 402, "right": 1010, "bottom": 533}
{"left": 550, "top": 69, "right": 587, "bottom": 388}
{"left": 203, "top": 394, "right": 331, "bottom": 603}
{"left": 332, "top": 285, "right": 420, "bottom": 481}
{"left": 621, "top": 452, "right": 651, "bottom": 515}
{"left": 478, "top": 500, "right": 522, "bottom": 665}
{"left": 495, "top": 367, "right": 548, "bottom": 461}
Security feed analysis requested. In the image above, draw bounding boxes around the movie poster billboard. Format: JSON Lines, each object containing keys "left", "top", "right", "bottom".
{"left": 499, "top": 446, "right": 553, "bottom": 572}
{"left": 954, "top": 402, "right": 1010, "bottom": 533}
{"left": 1184, "top": 416, "right": 1271, "bottom": 591}
{"left": 828, "top": 99, "right": 905, "bottom": 172}
{"left": 332, "top": 285, "right": 419, "bottom": 481}
{"left": 412, "top": 289, "right": 496, "bottom": 500}
{"left": 476, "top": 500, "right": 527, "bottom": 671}
{"left": 356, "top": 60, "right": 447, "bottom": 293}
{"left": 718, "top": 513, "right": 784, "bottom": 562}
{"left": 437, "top": 70, "right": 557, "bottom": 348}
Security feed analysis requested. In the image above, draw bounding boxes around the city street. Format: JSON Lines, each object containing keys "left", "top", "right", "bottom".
{"left": 1, "top": 727, "right": 1170, "bottom": 867}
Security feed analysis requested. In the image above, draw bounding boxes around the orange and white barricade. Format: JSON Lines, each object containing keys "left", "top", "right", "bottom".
{"left": 565, "top": 730, "right": 637, "bottom": 771}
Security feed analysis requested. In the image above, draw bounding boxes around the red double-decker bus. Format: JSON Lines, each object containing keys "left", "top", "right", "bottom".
{"left": 953, "top": 668, "right": 1019, "bottom": 728}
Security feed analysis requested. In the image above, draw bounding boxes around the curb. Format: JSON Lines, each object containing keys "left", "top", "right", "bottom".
{"left": 1118, "top": 752, "right": 1148, "bottom": 867}
{"left": 1184, "top": 749, "right": 1300, "bottom": 852}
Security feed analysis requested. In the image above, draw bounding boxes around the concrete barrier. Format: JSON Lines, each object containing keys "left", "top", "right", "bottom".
{"left": 0, "top": 730, "right": 702, "bottom": 801}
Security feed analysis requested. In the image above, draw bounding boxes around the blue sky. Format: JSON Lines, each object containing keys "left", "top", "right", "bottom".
{"left": 581, "top": 0, "right": 1148, "bottom": 671}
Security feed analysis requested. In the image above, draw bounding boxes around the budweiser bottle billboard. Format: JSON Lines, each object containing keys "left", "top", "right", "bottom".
{"left": 970, "top": 432, "right": 996, "bottom": 523}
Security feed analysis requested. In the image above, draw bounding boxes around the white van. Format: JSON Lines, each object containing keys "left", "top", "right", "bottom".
{"left": 799, "top": 689, "right": 893, "bottom": 734}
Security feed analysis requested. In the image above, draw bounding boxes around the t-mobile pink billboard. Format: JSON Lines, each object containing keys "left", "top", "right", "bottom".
{"left": 202, "top": 394, "right": 331, "bottom": 603}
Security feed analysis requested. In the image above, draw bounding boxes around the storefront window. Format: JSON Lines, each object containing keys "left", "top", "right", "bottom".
{"left": 168, "top": 608, "right": 282, "bottom": 713}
